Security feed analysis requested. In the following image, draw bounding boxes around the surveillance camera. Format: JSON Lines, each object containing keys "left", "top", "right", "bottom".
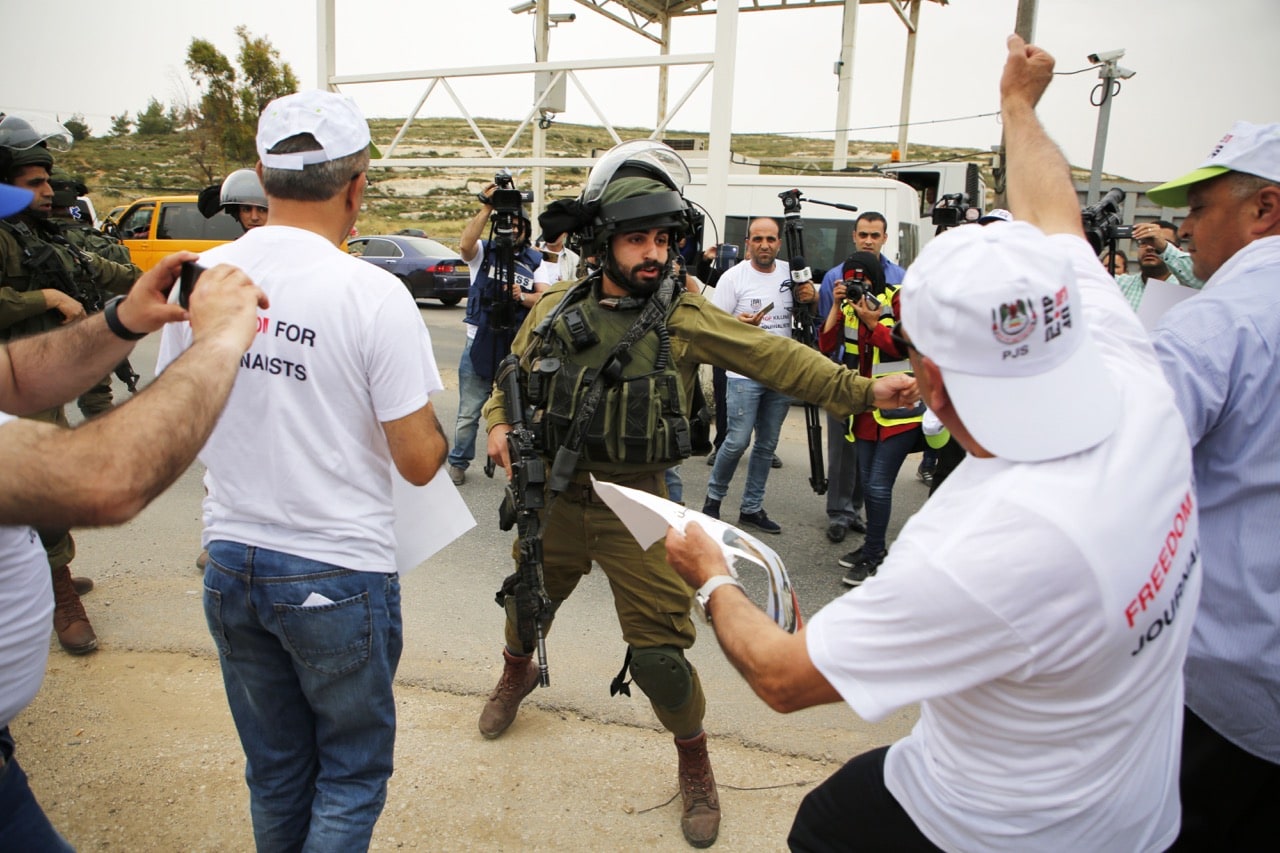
{"left": 1113, "top": 65, "right": 1137, "bottom": 80}
{"left": 510, "top": 1, "right": 537, "bottom": 13}
{"left": 549, "top": 12, "right": 576, "bottom": 23}
{"left": 1087, "top": 48, "right": 1125, "bottom": 64}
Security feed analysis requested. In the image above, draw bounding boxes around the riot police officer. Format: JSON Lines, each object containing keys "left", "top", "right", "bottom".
{"left": 0, "top": 114, "right": 140, "bottom": 654}
{"left": 478, "top": 140, "right": 918, "bottom": 848}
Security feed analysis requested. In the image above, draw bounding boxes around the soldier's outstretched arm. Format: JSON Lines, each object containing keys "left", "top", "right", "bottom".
{"left": 0, "top": 256, "right": 267, "bottom": 529}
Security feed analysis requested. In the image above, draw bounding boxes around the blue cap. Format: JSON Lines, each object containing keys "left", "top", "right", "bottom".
{"left": 0, "top": 184, "right": 33, "bottom": 218}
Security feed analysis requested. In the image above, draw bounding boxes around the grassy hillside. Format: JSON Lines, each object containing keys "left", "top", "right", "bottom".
{"left": 58, "top": 117, "right": 1105, "bottom": 241}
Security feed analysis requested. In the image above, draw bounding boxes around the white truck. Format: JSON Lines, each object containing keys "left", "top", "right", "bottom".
{"left": 683, "top": 172, "right": 925, "bottom": 281}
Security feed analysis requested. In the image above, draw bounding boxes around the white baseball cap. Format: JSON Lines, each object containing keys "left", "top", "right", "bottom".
{"left": 256, "top": 90, "right": 371, "bottom": 171}
{"left": 978, "top": 208, "right": 1013, "bottom": 224}
{"left": 899, "top": 221, "right": 1120, "bottom": 463}
{"left": 1147, "top": 120, "right": 1280, "bottom": 207}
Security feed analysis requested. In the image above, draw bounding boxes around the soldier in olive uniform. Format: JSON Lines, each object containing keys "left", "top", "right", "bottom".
{"left": 479, "top": 140, "right": 918, "bottom": 848}
{"left": 0, "top": 114, "right": 141, "bottom": 654}
{"left": 48, "top": 171, "right": 142, "bottom": 417}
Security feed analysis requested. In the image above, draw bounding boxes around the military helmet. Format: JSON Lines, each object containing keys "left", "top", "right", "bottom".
{"left": 580, "top": 140, "right": 695, "bottom": 252}
{"left": 49, "top": 169, "right": 89, "bottom": 209}
{"left": 0, "top": 114, "right": 73, "bottom": 179}
{"left": 220, "top": 168, "right": 268, "bottom": 211}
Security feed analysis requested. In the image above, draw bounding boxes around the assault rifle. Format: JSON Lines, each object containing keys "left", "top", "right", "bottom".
{"left": 488, "top": 354, "right": 552, "bottom": 687}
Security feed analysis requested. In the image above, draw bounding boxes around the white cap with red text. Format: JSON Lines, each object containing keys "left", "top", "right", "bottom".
{"left": 899, "top": 221, "right": 1120, "bottom": 463}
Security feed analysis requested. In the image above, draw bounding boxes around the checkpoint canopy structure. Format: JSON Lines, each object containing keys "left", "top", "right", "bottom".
{"left": 315, "top": 0, "right": 952, "bottom": 237}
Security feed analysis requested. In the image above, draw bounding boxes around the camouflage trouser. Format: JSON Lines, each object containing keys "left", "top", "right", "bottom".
{"left": 503, "top": 472, "right": 707, "bottom": 737}
{"left": 77, "top": 373, "right": 114, "bottom": 419}
{"left": 27, "top": 405, "right": 76, "bottom": 569}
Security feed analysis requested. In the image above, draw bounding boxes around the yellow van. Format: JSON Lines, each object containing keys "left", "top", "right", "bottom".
{"left": 114, "top": 196, "right": 241, "bottom": 271}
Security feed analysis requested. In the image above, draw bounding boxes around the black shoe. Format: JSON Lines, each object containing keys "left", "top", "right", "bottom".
{"left": 916, "top": 463, "right": 936, "bottom": 485}
{"left": 706, "top": 448, "right": 719, "bottom": 466}
{"left": 738, "top": 509, "right": 781, "bottom": 535}
{"left": 848, "top": 516, "right": 867, "bottom": 534}
{"left": 826, "top": 522, "right": 847, "bottom": 544}
{"left": 701, "top": 498, "right": 721, "bottom": 520}
{"left": 842, "top": 564, "right": 876, "bottom": 587}
{"left": 771, "top": 455, "right": 783, "bottom": 469}
{"left": 837, "top": 548, "right": 865, "bottom": 569}
{"left": 841, "top": 549, "right": 886, "bottom": 586}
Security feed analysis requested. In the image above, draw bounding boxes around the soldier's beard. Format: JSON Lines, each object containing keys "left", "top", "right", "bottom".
{"left": 604, "top": 252, "right": 665, "bottom": 297}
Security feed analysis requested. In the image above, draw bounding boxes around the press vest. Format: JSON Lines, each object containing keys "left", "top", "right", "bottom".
{"left": 840, "top": 284, "right": 923, "bottom": 429}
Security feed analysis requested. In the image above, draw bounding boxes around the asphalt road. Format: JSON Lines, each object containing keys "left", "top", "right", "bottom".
{"left": 72, "top": 299, "right": 924, "bottom": 762}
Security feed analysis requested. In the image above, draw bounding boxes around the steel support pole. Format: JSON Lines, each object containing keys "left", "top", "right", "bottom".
{"left": 833, "top": 0, "right": 861, "bottom": 171}
{"left": 705, "top": 0, "right": 740, "bottom": 241}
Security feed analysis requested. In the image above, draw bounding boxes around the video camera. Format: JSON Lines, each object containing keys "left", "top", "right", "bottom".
{"left": 1081, "top": 187, "right": 1127, "bottom": 254}
{"left": 488, "top": 169, "right": 533, "bottom": 216}
{"left": 930, "top": 192, "right": 981, "bottom": 229}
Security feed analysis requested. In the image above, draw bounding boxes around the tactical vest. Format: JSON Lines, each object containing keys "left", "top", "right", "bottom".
{"left": 57, "top": 221, "right": 133, "bottom": 267}
{"left": 0, "top": 219, "right": 99, "bottom": 341}
{"left": 521, "top": 277, "right": 692, "bottom": 467}
{"left": 840, "top": 283, "right": 924, "bottom": 428}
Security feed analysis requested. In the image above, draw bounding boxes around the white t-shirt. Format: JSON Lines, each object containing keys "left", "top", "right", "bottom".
{"left": 156, "top": 225, "right": 442, "bottom": 574}
{"left": 805, "top": 234, "right": 1200, "bottom": 853}
{"left": 709, "top": 259, "right": 793, "bottom": 380}
{"left": 531, "top": 247, "right": 581, "bottom": 288}
{"left": 0, "top": 412, "right": 54, "bottom": 729}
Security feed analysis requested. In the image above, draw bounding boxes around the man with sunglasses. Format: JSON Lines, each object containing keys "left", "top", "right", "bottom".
{"left": 666, "top": 35, "right": 1199, "bottom": 852}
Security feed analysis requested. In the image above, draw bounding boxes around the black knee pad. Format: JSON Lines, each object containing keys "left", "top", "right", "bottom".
{"left": 628, "top": 645, "right": 693, "bottom": 712}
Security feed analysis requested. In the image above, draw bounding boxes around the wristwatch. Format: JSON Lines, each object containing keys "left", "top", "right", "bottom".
{"left": 695, "top": 575, "right": 744, "bottom": 623}
{"left": 103, "top": 295, "right": 147, "bottom": 341}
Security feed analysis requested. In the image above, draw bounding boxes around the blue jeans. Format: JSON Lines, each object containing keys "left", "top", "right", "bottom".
{"left": 855, "top": 428, "right": 919, "bottom": 555}
{"left": 447, "top": 336, "right": 494, "bottom": 470}
{"left": 204, "top": 541, "right": 403, "bottom": 853}
{"left": 707, "top": 378, "right": 792, "bottom": 514}
{"left": 664, "top": 466, "right": 683, "bottom": 504}
{"left": 0, "top": 728, "right": 73, "bottom": 852}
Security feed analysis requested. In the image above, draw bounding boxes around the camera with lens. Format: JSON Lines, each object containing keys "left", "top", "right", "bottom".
{"left": 1080, "top": 187, "right": 1127, "bottom": 254}
{"left": 841, "top": 268, "right": 880, "bottom": 311}
{"left": 931, "top": 192, "right": 981, "bottom": 229}
{"left": 488, "top": 169, "right": 534, "bottom": 215}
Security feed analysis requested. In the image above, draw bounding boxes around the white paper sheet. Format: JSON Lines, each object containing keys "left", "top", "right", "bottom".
{"left": 1137, "top": 277, "right": 1198, "bottom": 332}
{"left": 392, "top": 466, "right": 476, "bottom": 575}
{"left": 589, "top": 476, "right": 801, "bottom": 631}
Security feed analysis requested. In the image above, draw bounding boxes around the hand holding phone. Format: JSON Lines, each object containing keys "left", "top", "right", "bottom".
{"left": 179, "top": 261, "right": 206, "bottom": 310}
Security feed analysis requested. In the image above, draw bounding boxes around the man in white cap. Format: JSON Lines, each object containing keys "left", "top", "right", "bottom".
{"left": 1147, "top": 120, "right": 1280, "bottom": 848}
{"left": 156, "top": 90, "right": 448, "bottom": 849}
{"left": 665, "top": 35, "right": 1200, "bottom": 851}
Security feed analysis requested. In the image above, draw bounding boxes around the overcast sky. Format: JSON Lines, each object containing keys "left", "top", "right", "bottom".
{"left": 3, "top": 0, "right": 1277, "bottom": 183}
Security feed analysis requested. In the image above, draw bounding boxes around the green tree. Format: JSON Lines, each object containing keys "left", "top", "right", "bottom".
{"left": 110, "top": 112, "right": 133, "bottom": 137}
{"left": 63, "top": 114, "right": 91, "bottom": 142}
{"left": 136, "top": 98, "right": 176, "bottom": 136}
{"left": 186, "top": 25, "right": 298, "bottom": 162}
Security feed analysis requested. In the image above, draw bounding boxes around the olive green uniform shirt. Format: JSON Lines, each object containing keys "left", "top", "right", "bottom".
{"left": 482, "top": 277, "right": 878, "bottom": 481}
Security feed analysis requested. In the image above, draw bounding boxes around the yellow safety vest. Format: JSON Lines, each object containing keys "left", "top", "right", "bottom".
{"left": 839, "top": 285, "right": 923, "bottom": 429}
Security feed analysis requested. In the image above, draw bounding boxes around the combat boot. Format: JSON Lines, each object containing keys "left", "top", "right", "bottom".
{"left": 675, "top": 731, "right": 721, "bottom": 848}
{"left": 51, "top": 565, "right": 98, "bottom": 654}
{"left": 478, "top": 648, "right": 540, "bottom": 739}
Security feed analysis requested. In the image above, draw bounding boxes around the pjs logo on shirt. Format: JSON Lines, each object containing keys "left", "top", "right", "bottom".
{"left": 991, "top": 298, "right": 1037, "bottom": 345}
{"left": 1041, "top": 286, "right": 1073, "bottom": 343}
